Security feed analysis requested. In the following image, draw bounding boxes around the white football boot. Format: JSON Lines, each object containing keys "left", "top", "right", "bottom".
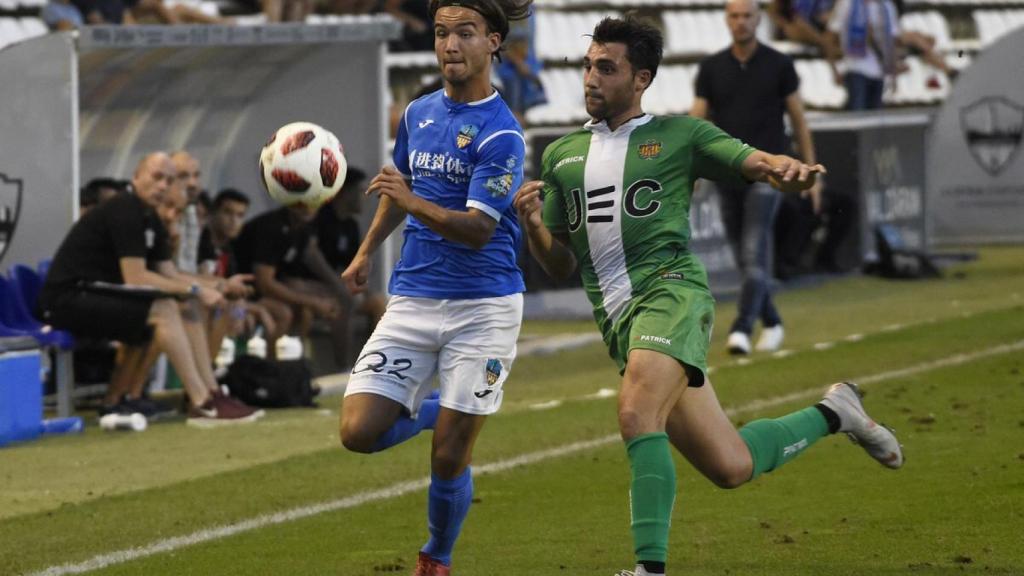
{"left": 615, "top": 566, "right": 663, "bottom": 576}
{"left": 820, "top": 382, "right": 904, "bottom": 469}
{"left": 726, "top": 331, "right": 751, "bottom": 355}
{"left": 755, "top": 325, "right": 785, "bottom": 352}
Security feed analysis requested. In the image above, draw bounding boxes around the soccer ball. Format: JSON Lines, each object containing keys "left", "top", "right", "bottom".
{"left": 259, "top": 122, "right": 347, "bottom": 207}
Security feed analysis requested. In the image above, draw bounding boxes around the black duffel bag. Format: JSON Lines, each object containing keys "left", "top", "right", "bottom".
{"left": 222, "top": 355, "right": 316, "bottom": 408}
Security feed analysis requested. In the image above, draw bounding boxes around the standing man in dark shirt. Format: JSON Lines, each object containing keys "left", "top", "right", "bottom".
{"left": 233, "top": 202, "right": 347, "bottom": 363}
{"left": 691, "top": 0, "right": 821, "bottom": 355}
{"left": 37, "top": 152, "right": 261, "bottom": 426}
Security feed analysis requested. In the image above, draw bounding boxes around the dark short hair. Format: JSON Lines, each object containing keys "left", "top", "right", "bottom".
{"left": 591, "top": 16, "right": 664, "bottom": 81}
{"left": 343, "top": 167, "right": 367, "bottom": 190}
{"left": 213, "top": 188, "right": 250, "bottom": 210}
{"left": 429, "top": 0, "right": 533, "bottom": 56}
{"left": 80, "top": 177, "right": 127, "bottom": 207}
{"left": 196, "top": 190, "right": 212, "bottom": 211}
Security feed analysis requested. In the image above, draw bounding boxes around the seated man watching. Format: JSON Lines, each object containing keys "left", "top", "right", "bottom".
{"left": 233, "top": 200, "right": 352, "bottom": 366}
{"left": 198, "top": 188, "right": 281, "bottom": 358}
{"left": 36, "top": 152, "right": 262, "bottom": 426}
{"left": 288, "top": 168, "right": 386, "bottom": 364}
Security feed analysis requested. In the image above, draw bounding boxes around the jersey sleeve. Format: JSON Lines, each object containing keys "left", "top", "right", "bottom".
{"left": 152, "top": 219, "right": 172, "bottom": 264}
{"left": 691, "top": 118, "right": 756, "bottom": 185}
{"left": 781, "top": 56, "right": 800, "bottom": 98}
{"left": 539, "top": 144, "right": 568, "bottom": 234}
{"left": 694, "top": 59, "right": 711, "bottom": 100}
{"left": 392, "top": 104, "right": 413, "bottom": 176}
{"left": 466, "top": 129, "right": 526, "bottom": 222}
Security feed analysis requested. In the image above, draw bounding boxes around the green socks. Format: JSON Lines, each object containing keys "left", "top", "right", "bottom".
{"left": 739, "top": 406, "right": 830, "bottom": 480}
{"left": 627, "top": 432, "right": 676, "bottom": 567}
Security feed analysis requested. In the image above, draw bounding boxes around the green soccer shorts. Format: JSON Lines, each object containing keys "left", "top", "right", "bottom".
{"left": 601, "top": 281, "right": 716, "bottom": 386}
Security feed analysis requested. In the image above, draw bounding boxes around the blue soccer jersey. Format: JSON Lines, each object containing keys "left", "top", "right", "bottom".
{"left": 390, "top": 89, "right": 527, "bottom": 299}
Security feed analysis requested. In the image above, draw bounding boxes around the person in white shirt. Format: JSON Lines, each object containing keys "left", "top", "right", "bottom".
{"left": 826, "top": 0, "right": 901, "bottom": 110}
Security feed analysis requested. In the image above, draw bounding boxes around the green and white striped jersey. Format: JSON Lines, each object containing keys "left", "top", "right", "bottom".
{"left": 541, "top": 114, "right": 754, "bottom": 324}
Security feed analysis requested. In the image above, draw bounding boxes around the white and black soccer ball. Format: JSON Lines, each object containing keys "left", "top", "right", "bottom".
{"left": 259, "top": 122, "right": 347, "bottom": 208}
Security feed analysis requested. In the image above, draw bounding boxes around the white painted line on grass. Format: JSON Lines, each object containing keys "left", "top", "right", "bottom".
{"left": 28, "top": 339, "right": 1024, "bottom": 576}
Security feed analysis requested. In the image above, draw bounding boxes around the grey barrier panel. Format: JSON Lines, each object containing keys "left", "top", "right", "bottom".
{"left": 77, "top": 22, "right": 399, "bottom": 219}
{"left": 0, "top": 23, "right": 397, "bottom": 287}
{"left": 810, "top": 110, "right": 930, "bottom": 268}
{"left": 927, "top": 27, "right": 1024, "bottom": 244}
{"left": 0, "top": 33, "right": 77, "bottom": 271}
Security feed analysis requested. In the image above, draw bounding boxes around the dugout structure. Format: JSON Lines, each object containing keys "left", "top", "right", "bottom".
{"left": 0, "top": 20, "right": 400, "bottom": 287}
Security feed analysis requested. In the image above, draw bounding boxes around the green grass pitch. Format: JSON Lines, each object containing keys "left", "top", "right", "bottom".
{"left": 1, "top": 247, "right": 1022, "bottom": 575}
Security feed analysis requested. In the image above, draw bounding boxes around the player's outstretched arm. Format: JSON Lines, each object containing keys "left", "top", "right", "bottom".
{"left": 513, "top": 181, "right": 577, "bottom": 281}
{"left": 367, "top": 166, "right": 497, "bottom": 251}
{"left": 342, "top": 182, "right": 407, "bottom": 295}
{"left": 741, "top": 150, "right": 827, "bottom": 194}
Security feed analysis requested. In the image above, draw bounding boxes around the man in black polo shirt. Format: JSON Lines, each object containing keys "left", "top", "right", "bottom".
{"left": 234, "top": 202, "right": 345, "bottom": 362}
{"left": 692, "top": 0, "right": 821, "bottom": 355}
{"left": 37, "top": 152, "right": 261, "bottom": 426}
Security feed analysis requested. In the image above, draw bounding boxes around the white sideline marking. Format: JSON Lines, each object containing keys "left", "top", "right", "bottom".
{"left": 28, "top": 339, "right": 1024, "bottom": 576}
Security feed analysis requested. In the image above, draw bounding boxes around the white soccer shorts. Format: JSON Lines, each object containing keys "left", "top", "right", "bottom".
{"left": 344, "top": 293, "right": 523, "bottom": 416}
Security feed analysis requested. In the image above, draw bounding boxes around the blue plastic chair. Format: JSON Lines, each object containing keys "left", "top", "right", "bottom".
{"left": 0, "top": 276, "right": 76, "bottom": 416}
{"left": 11, "top": 265, "right": 43, "bottom": 319}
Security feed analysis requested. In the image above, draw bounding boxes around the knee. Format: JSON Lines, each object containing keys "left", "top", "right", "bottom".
{"left": 149, "top": 298, "right": 180, "bottom": 329}
{"left": 707, "top": 462, "right": 751, "bottom": 490}
{"left": 431, "top": 446, "right": 467, "bottom": 479}
{"left": 339, "top": 418, "right": 377, "bottom": 454}
{"left": 617, "top": 406, "right": 650, "bottom": 442}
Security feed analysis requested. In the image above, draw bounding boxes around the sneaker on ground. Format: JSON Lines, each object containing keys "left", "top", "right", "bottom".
{"left": 755, "top": 325, "right": 785, "bottom": 352}
{"left": 186, "top": 396, "right": 262, "bottom": 428}
{"left": 820, "top": 382, "right": 904, "bottom": 469}
{"left": 214, "top": 389, "right": 265, "bottom": 420}
{"left": 121, "top": 394, "right": 175, "bottom": 419}
{"left": 97, "top": 401, "right": 134, "bottom": 417}
{"left": 412, "top": 552, "right": 450, "bottom": 576}
{"left": 726, "top": 331, "right": 751, "bottom": 355}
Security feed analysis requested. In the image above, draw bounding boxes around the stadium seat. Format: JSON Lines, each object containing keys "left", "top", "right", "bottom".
{"left": 0, "top": 274, "right": 76, "bottom": 417}
{"left": 10, "top": 264, "right": 43, "bottom": 315}
{"left": 18, "top": 18, "right": 47, "bottom": 41}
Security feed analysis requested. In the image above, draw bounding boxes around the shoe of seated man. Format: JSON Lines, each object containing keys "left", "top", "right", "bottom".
{"left": 412, "top": 552, "right": 450, "bottom": 576}
{"left": 754, "top": 325, "right": 785, "bottom": 352}
{"left": 726, "top": 331, "right": 751, "bottom": 355}
{"left": 121, "top": 394, "right": 175, "bottom": 419}
{"left": 213, "top": 389, "right": 265, "bottom": 420}
{"left": 186, "top": 394, "right": 262, "bottom": 428}
{"left": 820, "top": 382, "right": 904, "bottom": 469}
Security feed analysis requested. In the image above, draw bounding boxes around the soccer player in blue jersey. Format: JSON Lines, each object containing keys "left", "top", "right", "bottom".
{"left": 339, "top": 0, "right": 532, "bottom": 574}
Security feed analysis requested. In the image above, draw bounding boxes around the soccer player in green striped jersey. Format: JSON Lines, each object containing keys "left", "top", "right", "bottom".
{"left": 514, "top": 16, "right": 903, "bottom": 576}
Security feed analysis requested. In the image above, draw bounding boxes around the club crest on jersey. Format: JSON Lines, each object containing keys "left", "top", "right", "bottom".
{"left": 484, "top": 174, "right": 514, "bottom": 198}
{"left": 485, "top": 358, "right": 503, "bottom": 385}
{"left": 638, "top": 140, "right": 662, "bottom": 160}
{"left": 456, "top": 124, "right": 479, "bottom": 149}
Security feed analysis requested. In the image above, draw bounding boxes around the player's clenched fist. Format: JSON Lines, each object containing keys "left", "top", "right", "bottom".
{"left": 513, "top": 180, "right": 546, "bottom": 230}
